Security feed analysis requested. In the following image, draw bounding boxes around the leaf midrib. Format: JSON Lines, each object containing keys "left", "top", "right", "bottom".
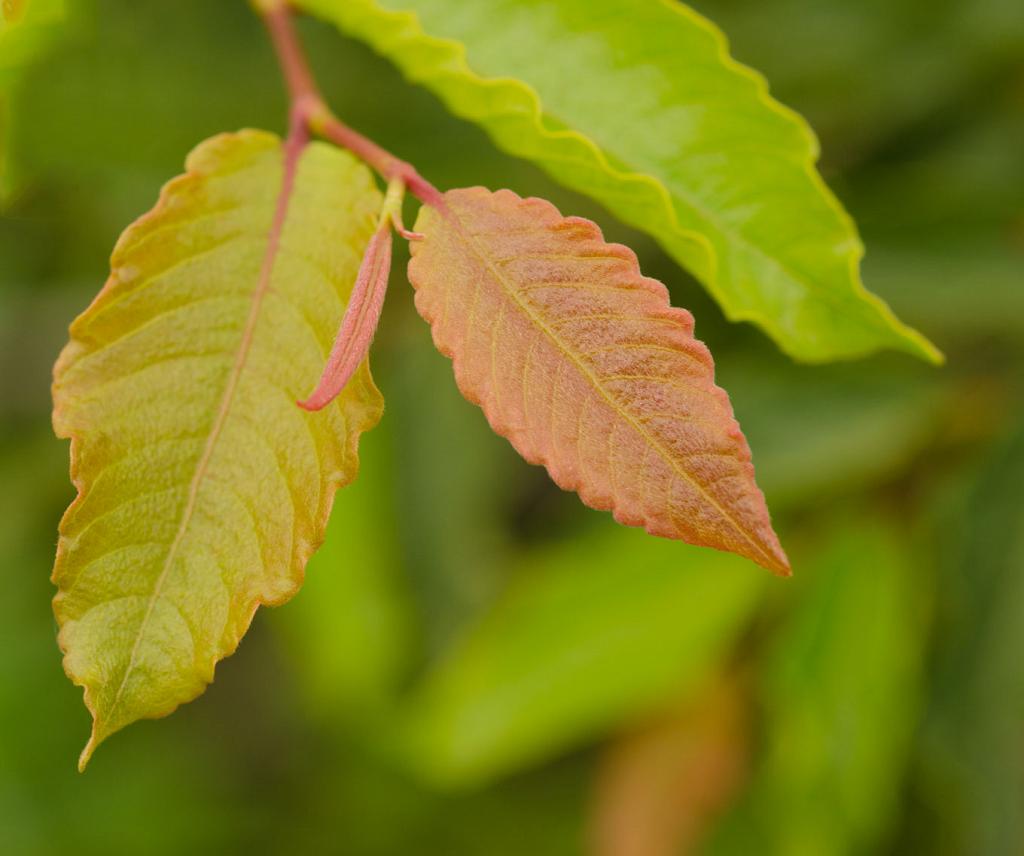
{"left": 100, "top": 144, "right": 302, "bottom": 733}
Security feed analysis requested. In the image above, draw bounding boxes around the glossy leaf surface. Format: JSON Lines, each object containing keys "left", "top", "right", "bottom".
{"left": 296, "top": 0, "right": 940, "bottom": 365}
{"left": 409, "top": 188, "right": 788, "bottom": 574}
{"left": 52, "top": 130, "right": 383, "bottom": 767}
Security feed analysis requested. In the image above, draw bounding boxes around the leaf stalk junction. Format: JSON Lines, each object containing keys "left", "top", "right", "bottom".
{"left": 256, "top": 0, "right": 442, "bottom": 408}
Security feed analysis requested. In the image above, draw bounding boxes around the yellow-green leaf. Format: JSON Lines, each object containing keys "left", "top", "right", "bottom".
{"left": 51, "top": 130, "right": 384, "bottom": 768}
{"left": 295, "top": 0, "right": 941, "bottom": 365}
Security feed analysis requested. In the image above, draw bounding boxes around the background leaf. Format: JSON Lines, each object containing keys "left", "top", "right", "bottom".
{"left": 589, "top": 673, "right": 750, "bottom": 856}
{"left": 397, "top": 524, "right": 766, "bottom": 787}
{"left": 911, "top": 420, "right": 1024, "bottom": 855}
{"left": 0, "top": 0, "right": 70, "bottom": 199}
{"left": 295, "top": 0, "right": 939, "bottom": 365}
{"left": 273, "top": 421, "right": 415, "bottom": 722}
{"left": 410, "top": 187, "right": 788, "bottom": 573}
{"left": 708, "top": 517, "right": 929, "bottom": 856}
{"left": 0, "top": 0, "right": 66, "bottom": 82}
{"left": 722, "top": 359, "right": 950, "bottom": 510}
{"left": 51, "top": 130, "right": 383, "bottom": 765}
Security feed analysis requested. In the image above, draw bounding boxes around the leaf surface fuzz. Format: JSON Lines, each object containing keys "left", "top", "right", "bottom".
{"left": 296, "top": 0, "right": 940, "bottom": 364}
{"left": 409, "top": 188, "right": 788, "bottom": 574}
{"left": 52, "top": 130, "right": 383, "bottom": 766}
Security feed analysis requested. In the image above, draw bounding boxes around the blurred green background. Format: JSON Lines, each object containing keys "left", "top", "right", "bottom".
{"left": 1, "top": 0, "right": 1022, "bottom": 853}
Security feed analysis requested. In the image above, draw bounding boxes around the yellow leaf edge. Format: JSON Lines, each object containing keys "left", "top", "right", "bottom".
{"left": 51, "top": 130, "right": 385, "bottom": 770}
{"left": 296, "top": 0, "right": 942, "bottom": 365}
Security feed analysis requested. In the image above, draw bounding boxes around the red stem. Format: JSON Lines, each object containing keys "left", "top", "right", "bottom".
{"left": 261, "top": 4, "right": 319, "bottom": 103}
{"left": 317, "top": 114, "right": 444, "bottom": 207}
{"left": 259, "top": 1, "right": 444, "bottom": 208}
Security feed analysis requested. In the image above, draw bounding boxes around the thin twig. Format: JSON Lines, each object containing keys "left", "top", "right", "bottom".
{"left": 258, "top": 0, "right": 444, "bottom": 208}
{"left": 315, "top": 111, "right": 444, "bottom": 208}
{"left": 260, "top": 2, "right": 319, "bottom": 103}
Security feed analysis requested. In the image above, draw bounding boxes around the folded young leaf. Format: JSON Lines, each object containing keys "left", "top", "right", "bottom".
{"left": 52, "top": 130, "right": 383, "bottom": 768}
{"left": 299, "top": 224, "right": 392, "bottom": 411}
{"left": 295, "top": 0, "right": 941, "bottom": 365}
{"left": 408, "top": 188, "right": 789, "bottom": 574}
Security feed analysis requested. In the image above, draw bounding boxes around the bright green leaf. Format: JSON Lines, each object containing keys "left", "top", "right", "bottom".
{"left": 51, "top": 130, "right": 384, "bottom": 768}
{"left": 295, "top": 0, "right": 940, "bottom": 364}
{"left": 398, "top": 524, "right": 766, "bottom": 787}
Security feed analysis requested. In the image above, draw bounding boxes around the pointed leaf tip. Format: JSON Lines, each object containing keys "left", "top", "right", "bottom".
{"left": 408, "top": 187, "right": 788, "bottom": 574}
{"left": 77, "top": 737, "right": 95, "bottom": 773}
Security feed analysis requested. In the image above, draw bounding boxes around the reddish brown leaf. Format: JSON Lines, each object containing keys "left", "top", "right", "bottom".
{"left": 408, "top": 188, "right": 789, "bottom": 574}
